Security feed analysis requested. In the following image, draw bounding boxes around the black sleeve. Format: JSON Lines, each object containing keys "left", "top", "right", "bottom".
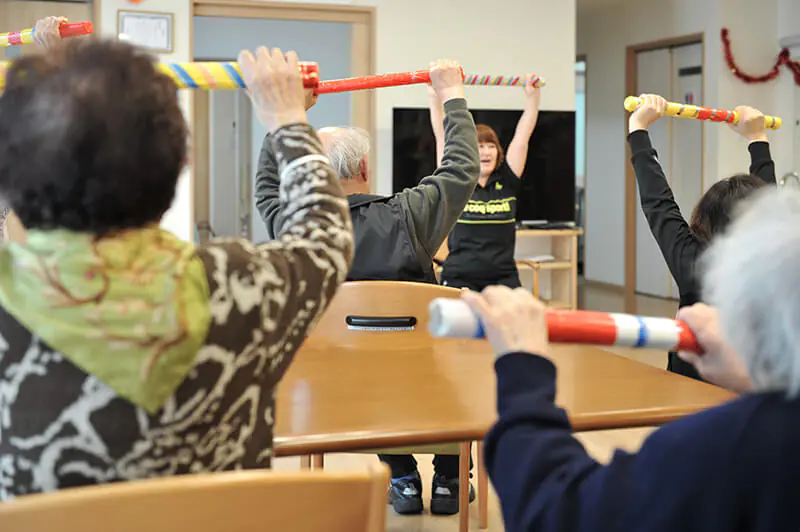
{"left": 628, "top": 130, "right": 701, "bottom": 293}
{"left": 485, "top": 352, "right": 747, "bottom": 532}
{"left": 398, "top": 98, "right": 480, "bottom": 258}
{"left": 748, "top": 141, "right": 775, "bottom": 185}
{"left": 496, "top": 162, "right": 522, "bottom": 193}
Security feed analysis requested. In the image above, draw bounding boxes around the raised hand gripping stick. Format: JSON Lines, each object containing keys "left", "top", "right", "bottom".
{"left": 0, "top": 21, "right": 94, "bottom": 47}
{"left": 624, "top": 95, "right": 782, "bottom": 130}
{"left": 428, "top": 298, "right": 702, "bottom": 354}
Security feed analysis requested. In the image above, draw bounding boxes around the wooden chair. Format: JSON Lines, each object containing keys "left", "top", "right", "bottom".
{"left": 0, "top": 463, "right": 389, "bottom": 532}
{"left": 305, "top": 281, "right": 490, "bottom": 531}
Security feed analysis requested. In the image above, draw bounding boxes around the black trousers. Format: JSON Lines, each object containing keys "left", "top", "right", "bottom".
{"left": 379, "top": 452, "right": 470, "bottom": 479}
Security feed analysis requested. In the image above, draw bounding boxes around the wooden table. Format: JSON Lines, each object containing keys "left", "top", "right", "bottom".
{"left": 275, "top": 338, "right": 733, "bottom": 531}
{"left": 274, "top": 338, "right": 734, "bottom": 456}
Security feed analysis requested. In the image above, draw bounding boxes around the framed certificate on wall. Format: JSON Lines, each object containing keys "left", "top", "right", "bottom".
{"left": 118, "top": 11, "right": 173, "bottom": 53}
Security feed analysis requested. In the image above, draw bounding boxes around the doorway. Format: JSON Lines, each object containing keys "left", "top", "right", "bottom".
{"left": 624, "top": 35, "right": 704, "bottom": 306}
{"left": 191, "top": 1, "right": 375, "bottom": 243}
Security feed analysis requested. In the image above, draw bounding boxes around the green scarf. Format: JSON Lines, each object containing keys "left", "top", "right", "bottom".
{"left": 0, "top": 227, "right": 211, "bottom": 414}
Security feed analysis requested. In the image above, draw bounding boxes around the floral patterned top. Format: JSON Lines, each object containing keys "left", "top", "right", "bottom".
{"left": 0, "top": 123, "right": 353, "bottom": 499}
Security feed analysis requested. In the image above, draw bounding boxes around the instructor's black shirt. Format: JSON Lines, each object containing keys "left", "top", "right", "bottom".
{"left": 442, "top": 162, "right": 520, "bottom": 282}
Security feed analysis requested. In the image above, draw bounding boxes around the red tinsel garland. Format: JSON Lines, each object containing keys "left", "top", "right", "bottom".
{"left": 721, "top": 28, "right": 800, "bottom": 86}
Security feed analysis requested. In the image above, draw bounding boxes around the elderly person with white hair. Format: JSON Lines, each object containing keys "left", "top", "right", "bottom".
{"left": 255, "top": 61, "right": 480, "bottom": 515}
{"left": 462, "top": 187, "right": 800, "bottom": 532}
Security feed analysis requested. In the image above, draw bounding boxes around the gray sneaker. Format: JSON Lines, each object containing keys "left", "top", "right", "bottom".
{"left": 387, "top": 471, "right": 424, "bottom": 515}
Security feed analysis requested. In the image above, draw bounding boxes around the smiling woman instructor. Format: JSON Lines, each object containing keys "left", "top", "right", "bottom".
{"left": 429, "top": 77, "right": 540, "bottom": 290}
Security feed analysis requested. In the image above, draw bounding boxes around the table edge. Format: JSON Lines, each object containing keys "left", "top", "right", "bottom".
{"left": 273, "top": 404, "right": 720, "bottom": 456}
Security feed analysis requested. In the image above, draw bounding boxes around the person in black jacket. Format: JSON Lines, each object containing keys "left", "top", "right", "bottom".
{"left": 628, "top": 94, "right": 775, "bottom": 380}
{"left": 465, "top": 188, "right": 800, "bottom": 532}
{"left": 254, "top": 60, "right": 480, "bottom": 516}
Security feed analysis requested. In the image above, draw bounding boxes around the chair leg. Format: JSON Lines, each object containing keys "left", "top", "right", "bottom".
{"left": 300, "top": 455, "right": 311, "bottom": 470}
{"left": 312, "top": 454, "right": 325, "bottom": 469}
{"left": 459, "top": 442, "right": 470, "bottom": 532}
{"left": 477, "top": 441, "right": 489, "bottom": 530}
{"left": 533, "top": 268, "right": 541, "bottom": 299}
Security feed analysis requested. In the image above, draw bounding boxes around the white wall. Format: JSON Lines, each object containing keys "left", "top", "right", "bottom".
{"left": 98, "top": 0, "right": 193, "bottom": 242}
{"left": 578, "top": 0, "right": 795, "bottom": 287}
{"left": 342, "top": 0, "right": 577, "bottom": 194}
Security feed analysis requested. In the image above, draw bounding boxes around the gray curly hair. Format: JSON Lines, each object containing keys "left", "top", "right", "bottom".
{"left": 702, "top": 187, "right": 800, "bottom": 398}
{"left": 324, "top": 127, "right": 370, "bottom": 180}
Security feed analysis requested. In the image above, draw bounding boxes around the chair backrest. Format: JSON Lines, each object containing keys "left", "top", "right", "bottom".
{"left": 309, "top": 281, "right": 463, "bottom": 347}
{"left": 0, "top": 464, "right": 389, "bottom": 532}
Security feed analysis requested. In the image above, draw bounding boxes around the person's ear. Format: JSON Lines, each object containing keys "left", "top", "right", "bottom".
{"left": 359, "top": 157, "right": 369, "bottom": 183}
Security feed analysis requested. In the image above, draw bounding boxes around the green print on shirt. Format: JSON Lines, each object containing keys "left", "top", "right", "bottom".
{"left": 0, "top": 227, "right": 211, "bottom": 414}
{"left": 463, "top": 197, "right": 515, "bottom": 215}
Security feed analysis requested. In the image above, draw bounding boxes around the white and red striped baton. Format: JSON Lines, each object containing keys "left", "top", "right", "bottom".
{"left": 428, "top": 299, "right": 701, "bottom": 354}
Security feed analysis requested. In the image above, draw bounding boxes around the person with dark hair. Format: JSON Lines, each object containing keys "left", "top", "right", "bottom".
{"left": 629, "top": 94, "right": 775, "bottom": 380}
{"left": 0, "top": 15, "right": 68, "bottom": 243}
{"left": 0, "top": 38, "right": 353, "bottom": 499}
{"left": 429, "top": 77, "right": 540, "bottom": 292}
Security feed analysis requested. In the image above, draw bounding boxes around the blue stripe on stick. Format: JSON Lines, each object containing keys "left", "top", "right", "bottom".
{"left": 170, "top": 64, "right": 197, "bottom": 89}
{"left": 475, "top": 318, "right": 486, "bottom": 339}
{"left": 223, "top": 63, "right": 245, "bottom": 88}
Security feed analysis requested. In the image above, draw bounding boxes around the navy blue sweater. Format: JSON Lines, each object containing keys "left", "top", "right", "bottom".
{"left": 485, "top": 353, "right": 800, "bottom": 532}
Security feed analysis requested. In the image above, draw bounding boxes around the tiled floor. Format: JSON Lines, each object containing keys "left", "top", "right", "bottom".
{"left": 273, "top": 281, "right": 676, "bottom": 530}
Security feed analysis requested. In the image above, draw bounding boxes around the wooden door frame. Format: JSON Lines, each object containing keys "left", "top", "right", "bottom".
{"left": 576, "top": 54, "right": 587, "bottom": 276}
{"left": 623, "top": 33, "right": 704, "bottom": 312}
{"left": 191, "top": 0, "right": 377, "bottom": 241}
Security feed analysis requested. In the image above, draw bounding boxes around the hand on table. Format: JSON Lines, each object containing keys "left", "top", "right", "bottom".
{"left": 628, "top": 93, "right": 666, "bottom": 134}
{"left": 33, "top": 16, "right": 67, "bottom": 50}
{"left": 677, "top": 303, "right": 753, "bottom": 393}
{"left": 461, "top": 286, "right": 550, "bottom": 359}
{"left": 238, "top": 47, "right": 308, "bottom": 133}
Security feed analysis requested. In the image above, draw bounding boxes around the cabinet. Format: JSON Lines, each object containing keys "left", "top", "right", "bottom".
{"left": 434, "top": 228, "right": 583, "bottom": 310}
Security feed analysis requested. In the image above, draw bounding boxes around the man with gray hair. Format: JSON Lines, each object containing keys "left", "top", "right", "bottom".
{"left": 256, "top": 59, "right": 478, "bottom": 286}
{"left": 463, "top": 187, "right": 800, "bottom": 532}
{"left": 254, "top": 59, "right": 479, "bottom": 515}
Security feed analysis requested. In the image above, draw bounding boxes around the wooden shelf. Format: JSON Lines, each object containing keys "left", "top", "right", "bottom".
{"left": 537, "top": 261, "right": 572, "bottom": 270}
{"left": 516, "top": 228, "right": 584, "bottom": 237}
{"left": 516, "top": 260, "right": 572, "bottom": 271}
{"left": 515, "top": 229, "right": 582, "bottom": 310}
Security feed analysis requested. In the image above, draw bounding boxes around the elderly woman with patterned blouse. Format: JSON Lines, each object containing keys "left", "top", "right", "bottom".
{"left": 0, "top": 39, "right": 353, "bottom": 498}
